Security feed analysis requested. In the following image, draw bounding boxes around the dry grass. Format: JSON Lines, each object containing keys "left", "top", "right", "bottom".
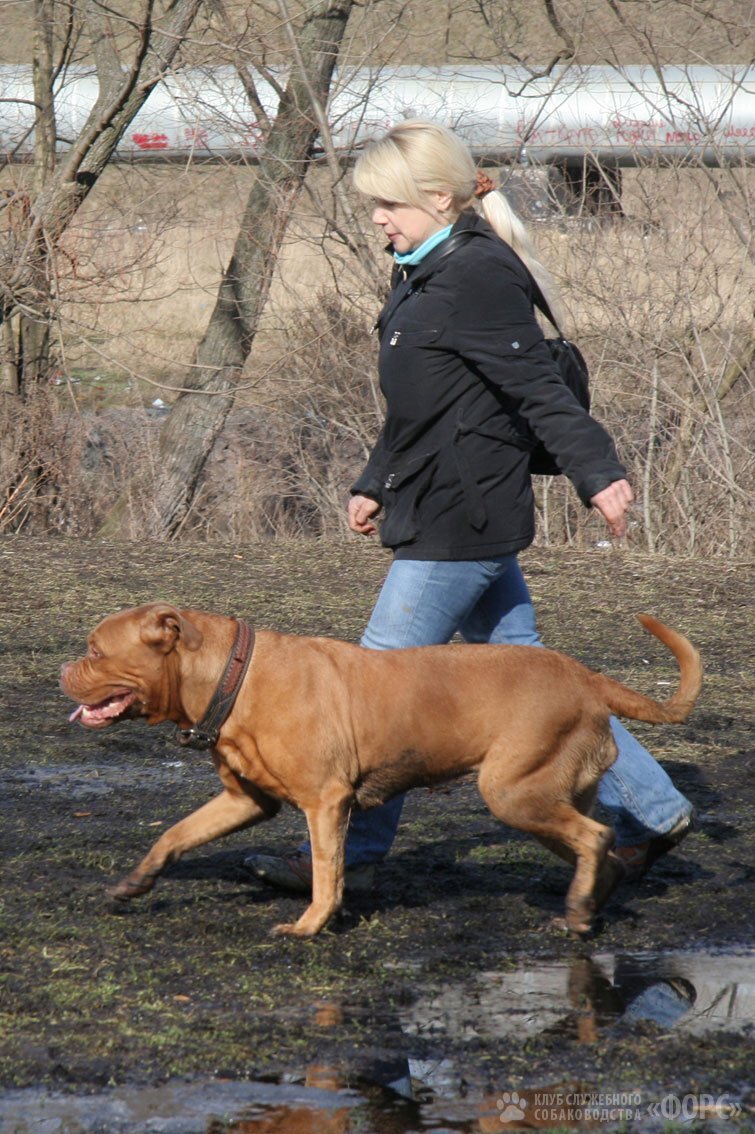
{"left": 25, "top": 161, "right": 752, "bottom": 377}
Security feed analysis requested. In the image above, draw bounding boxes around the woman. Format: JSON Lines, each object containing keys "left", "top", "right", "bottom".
{"left": 246, "top": 120, "right": 694, "bottom": 895}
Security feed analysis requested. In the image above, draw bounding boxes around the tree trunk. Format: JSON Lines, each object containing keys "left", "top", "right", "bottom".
{"left": 1, "top": 0, "right": 203, "bottom": 393}
{"left": 0, "top": 0, "right": 202, "bottom": 533}
{"left": 140, "top": 1, "right": 354, "bottom": 540}
{"left": 2, "top": 0, "right": 58, "bottom": 396}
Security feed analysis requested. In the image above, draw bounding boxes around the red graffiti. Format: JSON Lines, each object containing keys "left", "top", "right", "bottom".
{"left": 132, "top": 132, "right": 170, "bottom": 150}
{"left": 516, "top": 120, "right": 599, "bottom": 146}
{"left": 612, "top": 116, "right": 664, "bottom": 145}
{"left": 611, "top": 115, "right": 667, "bottom": 130}
{"left": 184, "top": 126, "right": 209, "bottom": 147}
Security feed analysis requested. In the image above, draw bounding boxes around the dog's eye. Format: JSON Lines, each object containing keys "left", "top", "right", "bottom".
{"left": 88, "top": 644, "right": 103, "bottom": 660}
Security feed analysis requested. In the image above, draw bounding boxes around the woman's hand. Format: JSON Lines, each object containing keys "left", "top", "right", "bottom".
{"left": 590, "top": 479, "right": 634, "bottom": 538}
{"left": 348, "top": 494, "right": 381, "bottom": 536}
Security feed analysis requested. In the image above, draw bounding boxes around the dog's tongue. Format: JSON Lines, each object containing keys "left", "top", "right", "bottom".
{"left": 68, "top": 691, "right": 138, "bottom": 726}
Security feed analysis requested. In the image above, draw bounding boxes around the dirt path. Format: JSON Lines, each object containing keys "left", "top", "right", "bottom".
{"left": 0, "top": 538, "right": 752, "bottom": 1129}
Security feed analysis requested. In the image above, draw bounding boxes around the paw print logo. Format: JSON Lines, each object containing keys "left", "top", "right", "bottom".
{"left": 497, "top": 1091, "right": 527, "bottom": 1122}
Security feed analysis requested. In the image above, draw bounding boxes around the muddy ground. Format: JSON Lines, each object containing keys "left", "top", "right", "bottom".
{"left": 0, "top": 536, "right": 753, "bottom": 1131}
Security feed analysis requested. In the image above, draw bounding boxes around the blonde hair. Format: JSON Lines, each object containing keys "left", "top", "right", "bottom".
{"left": 354, "top": 119, "right": 562, "bottom": 327}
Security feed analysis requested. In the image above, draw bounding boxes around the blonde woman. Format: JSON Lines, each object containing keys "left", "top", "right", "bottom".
{"left": 246, "top": 121, "right": 694, "bottom": 897}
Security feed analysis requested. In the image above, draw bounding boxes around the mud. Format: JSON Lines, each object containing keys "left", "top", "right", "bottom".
{"left": 0, "top": 537, "right": 753, "bottom": 1131}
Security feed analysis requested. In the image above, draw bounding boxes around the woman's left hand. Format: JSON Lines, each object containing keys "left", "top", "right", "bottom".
{"left": 590, "top": 479, "right": 634, "bottom": 538}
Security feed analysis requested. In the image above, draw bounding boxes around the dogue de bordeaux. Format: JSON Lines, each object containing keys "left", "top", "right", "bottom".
{"left": 60, "top": 604, "right": 702, "bottom": 938}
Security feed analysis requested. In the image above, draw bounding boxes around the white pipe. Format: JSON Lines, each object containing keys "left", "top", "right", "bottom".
{"left": 1, "top": 64, "right": 753, "bottom": 165}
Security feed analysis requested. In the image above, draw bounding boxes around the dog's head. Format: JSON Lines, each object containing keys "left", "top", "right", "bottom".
{"left": 61, "top": 603, "right": 203, "bottom": 729}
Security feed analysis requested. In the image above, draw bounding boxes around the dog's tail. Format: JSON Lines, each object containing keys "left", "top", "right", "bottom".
{"left": 597, "top": 615, "right": 702, "bottom": 725}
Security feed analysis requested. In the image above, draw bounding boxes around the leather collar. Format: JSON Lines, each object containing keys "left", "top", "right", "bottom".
{"left": 176, "top": 620, "right": 255, "bottom": 750}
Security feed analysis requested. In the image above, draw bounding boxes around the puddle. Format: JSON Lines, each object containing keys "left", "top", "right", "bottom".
{"left": 402, "top": 949, "right": 755, "bottom": 1043}
{"left": 2, "top": 951, "right": 751, "bottom": 1133}
{"left": 0, "top": 1067, "right": 748, "bottom": 1133}
{"left": 0, "top": 1079, "right": 364, "bottom": 1134}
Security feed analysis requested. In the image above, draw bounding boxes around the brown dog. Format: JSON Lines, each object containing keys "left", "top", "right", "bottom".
{"left": 60, "top": 605, "right": 701, "bottom": 938}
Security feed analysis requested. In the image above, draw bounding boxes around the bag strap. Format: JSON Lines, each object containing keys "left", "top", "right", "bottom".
{"left": 402, "top": 230, "right": 478, "bottom": 288}
{"left": 528, "top": 276, "right": 564, "bottom": 338}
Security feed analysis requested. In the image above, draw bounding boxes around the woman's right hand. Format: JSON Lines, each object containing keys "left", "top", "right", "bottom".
{"left": 348, "top": 494, "right": 381, "bottom": 536}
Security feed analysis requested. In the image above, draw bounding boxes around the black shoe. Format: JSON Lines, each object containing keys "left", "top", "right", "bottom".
{"left": 243, "top": 850, "right": 376, "bottom": 894}
{"left": 615, "top": 810, "right": 696, "bottom": 881}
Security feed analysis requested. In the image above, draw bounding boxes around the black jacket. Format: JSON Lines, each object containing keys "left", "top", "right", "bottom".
{"left": 353, "top": 210, "right": 626, "bottom": 560}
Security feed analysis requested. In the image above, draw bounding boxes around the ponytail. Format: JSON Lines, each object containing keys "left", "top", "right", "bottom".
{"left": 478, "top": 188, "right": 565, "bottom": 330}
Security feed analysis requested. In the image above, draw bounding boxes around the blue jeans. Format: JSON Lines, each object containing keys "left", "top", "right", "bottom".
{"left": 304, "top": 555, "right": 692, "bottom": 865}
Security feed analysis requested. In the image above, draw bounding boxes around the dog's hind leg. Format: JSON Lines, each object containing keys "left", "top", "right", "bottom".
{"left": 108, "top": 767, "right": 280, "bottom": 903}
{"left": 478, "top": 741, "right": 614, "bottom": 937}
{"left": 531, "top": 730, "right": 623, "bottom": 925}
{"left": 531, "top": 783, "right": 602, "bottom": 866}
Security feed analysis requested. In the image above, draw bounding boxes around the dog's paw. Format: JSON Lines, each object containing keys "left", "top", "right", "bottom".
{"left": 548, "top": 913, "right": 598, "bottom": 939}
{"left": 565, "top": 914, "right": 598, "bottom": 939}
{"left": 569, "top": 923, "right": 597, "bottom": 940}
{"left": 107, "top": 873, "right": 156, "bottom": 903}
{"left": 270, "top": 921, "right": 308, "bottom": 937}
{"left": 106, "top": 884, "right": 133, "bottom": 904}
{"left": 270, "top": 918, "right": 330, "bottom": 937}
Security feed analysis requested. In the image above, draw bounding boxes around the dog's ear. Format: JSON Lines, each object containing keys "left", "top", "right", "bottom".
{"left": 139, "top": 605, "right": 203, "bottom": 653}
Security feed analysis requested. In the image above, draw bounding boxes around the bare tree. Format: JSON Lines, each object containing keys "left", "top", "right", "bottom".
{"left": 0, "top": 1, "right": 203, "bottom": 533}
{"left": 127, "top": 0, "right": 356, "bottom": 540}
{"left": 0, "top": 0, "right": 203, "bottom": 396}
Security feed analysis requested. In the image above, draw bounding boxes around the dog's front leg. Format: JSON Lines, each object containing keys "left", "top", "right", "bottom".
{"left": 109, "top": 779, "right": 279, "bottom": 903}
{"left": 272, "top": 789, "right": 352, "bottom": 938}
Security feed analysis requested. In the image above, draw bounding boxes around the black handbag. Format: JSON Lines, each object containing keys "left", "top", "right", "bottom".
{"left": 525, "top": 274, "right": 591, "bottom": 477}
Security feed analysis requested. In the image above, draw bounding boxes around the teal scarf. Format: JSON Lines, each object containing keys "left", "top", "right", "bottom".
{"left": 393, "top": 224, "right": 453, "bottom": 267}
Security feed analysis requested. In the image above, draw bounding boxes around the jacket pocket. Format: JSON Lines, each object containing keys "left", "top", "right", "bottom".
{"left": 382, "top": 325, "right": 441, "bottom": 349}
{"left": 450, "top": 417, "right": 531, "bottom": 532}
{"left": 379, "top": 449, "right": 438, "bottom": 547}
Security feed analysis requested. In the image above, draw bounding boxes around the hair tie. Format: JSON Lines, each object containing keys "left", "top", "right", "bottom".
{"left": 474, "top": 170, "right": 496, "bottom": 199}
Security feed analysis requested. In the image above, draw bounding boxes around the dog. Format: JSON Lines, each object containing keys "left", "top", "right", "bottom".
{"left": 60, "top": 604, "right": 702, "bottom": 938}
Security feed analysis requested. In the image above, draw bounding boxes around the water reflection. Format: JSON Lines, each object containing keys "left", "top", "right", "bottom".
{"left": 210, "top": 1083, "right": 351, "bottom": 1134}
{"left": 403, "top": 950, "right": 755, "bottom": 1045}
{"left": 1, "top": 952, "right": 751, "bottom": 1132}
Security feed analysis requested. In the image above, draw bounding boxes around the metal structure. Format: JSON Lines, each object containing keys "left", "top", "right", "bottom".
{"left": 1, "top": 63, "right": 753, "bottom": 166}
